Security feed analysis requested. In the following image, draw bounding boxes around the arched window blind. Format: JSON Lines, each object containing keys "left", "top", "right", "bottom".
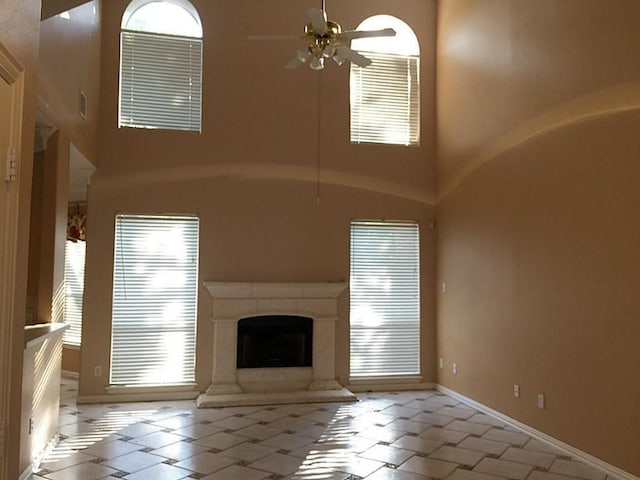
{"left": 110, "top": 214, "right": 199, "bottom": 386}
{"left": 350, "top": 221, "right": 420, "bottom": 377}
{"left": 119, "top": 0, "right": 203, "bottom": 132}
{"left": 350, "top": 16, "right": 420, "bottom": 146}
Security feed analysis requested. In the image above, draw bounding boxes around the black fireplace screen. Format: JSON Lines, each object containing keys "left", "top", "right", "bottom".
{"left": 237, "top": 315, "right": 313, "bottom": 368}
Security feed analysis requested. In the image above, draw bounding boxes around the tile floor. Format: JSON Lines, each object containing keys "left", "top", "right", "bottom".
{"left": 30, "top": 376, "right": 612, "bottom": 480}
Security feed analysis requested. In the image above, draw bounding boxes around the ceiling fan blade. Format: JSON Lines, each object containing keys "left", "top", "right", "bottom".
{"left": 308, "top": 8, "right": 328, "bottom": 34}
{"left": 340, "top": 28, "right": 396, "bottom": 41}
{"left": 248, "top": 35, "right": 300, "bottom": 41}
{"left": 285, "top": 56, "right": 304, "bottom": 69}
{"left": 337, "top": 45, "right": 372, "bottom": 68}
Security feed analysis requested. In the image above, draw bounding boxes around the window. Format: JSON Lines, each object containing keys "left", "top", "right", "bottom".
{"left": 350, "top": 221, "right": 420, "bottom": 377}
{"left": 110, "top": 214, "right": 199, "bottom": 386}
{"left": 119, "top": 0, "right": 203, "bottom": 131}
{"left": 63, "top": 239, "right": 86, "bottom": 346}
{"left": 350, "top": 16, "right": 420, "bottom": 146}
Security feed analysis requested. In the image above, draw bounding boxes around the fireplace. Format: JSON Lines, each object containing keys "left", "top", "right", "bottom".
{"left": 237, "top": 315, "right": 312, "bottom": 369}
{"left": 197, "top": 282, "right": 357, "bottom": 407}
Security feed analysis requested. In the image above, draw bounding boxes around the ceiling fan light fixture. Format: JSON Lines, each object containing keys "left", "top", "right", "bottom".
{"left": 322, "top": 43, "right": 337, "bottom": 58}
{"left": 332, "top": 52, "right": 346, "bottom": 65}
{"left": 310, "top": 56, "right": 325, "bottom": 70}
{"left": 297, "top": 49, "right": 312, "bottom": 63}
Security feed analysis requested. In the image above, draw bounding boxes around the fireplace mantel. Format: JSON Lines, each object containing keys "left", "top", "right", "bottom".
{"left": 197, "top": 282, "right": 357, "bottom": 407}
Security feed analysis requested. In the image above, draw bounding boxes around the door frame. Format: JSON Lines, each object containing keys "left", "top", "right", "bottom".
{"left": 0, "top": 40, "right": 25, "bottom": 478}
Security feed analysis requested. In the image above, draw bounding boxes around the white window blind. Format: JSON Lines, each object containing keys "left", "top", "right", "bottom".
{"left": 350, "top": 221, "right": 420, "bottom": 377}
{"left": 350, "top": 52, "right": 420, "bottom": 146}
{"left": 63, "top": 240, "right": 86, "bottom": 346}
{"left": 119, "top": 31, "right": 202, "bottom": 132}
{"left": 110, "top": 214, "right": 199, "bottom": 386}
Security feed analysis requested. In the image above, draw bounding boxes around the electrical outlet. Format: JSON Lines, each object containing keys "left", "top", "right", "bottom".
{"left": 439, "top": 357, "right": 444, "bottom": 369}
{"left": 441, "top": 282, "right": 447, "bottom": 293}
{"left": 452, "top": 363, "right": 457, "bottom": 375}
{"left": 537, "top": 393, "right": 545, "bottom": 409}
{"left": 513, "top": 384, "right": 520, "bottom": 399}
{"left": 94, "top": 365, "right": 102, "bottom": 377}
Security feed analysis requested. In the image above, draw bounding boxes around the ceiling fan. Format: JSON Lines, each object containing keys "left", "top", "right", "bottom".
{"left": 249, "top": 2, "right": 396, "bottom": 70}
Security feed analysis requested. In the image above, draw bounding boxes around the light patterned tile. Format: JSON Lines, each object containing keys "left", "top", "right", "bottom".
{"left": 435, "top": 406, "right": 476, "bottom": 419}
{"left": 82, "top": 439, "right": 144, "bottom": 459}
{"left": 172, "top": 422, "right": 223, "bottom": 440}
{"left": 358, "top": 444, "right": 414, "bottom": 466}
{"left": 149, "top": 440, "right": 209, "bottom": 460}
{"left": 466, "top": 414, "right": 507, "bottom": 428}
{"left": 549, "top": 459, "right": 607, "bottom": 480}
{"left": 399, "top": 456, "right": 459, "bottom": 478}
{"left": 388, "top": 419, "right": 430, "bottom": 434}
{"left": 528, "top": 471, "right": 585, "bottom": 480}
{"left": 151, "top": 415, "right": 197, "bottom": 430}
{"left": 260, "top": 433, "right": 317, "bottom": 451}
{"left": 234, "top": 423, "right": 282, "bottom": 441}
{"left": 356, "top": 425, "right": 407, "bottom": 443}
{"left": 130, "top": 431, "right": 185, "bottom": 449}
{"left": 501, "top": 446, "right": 557, "bottom": 469}
{"left": 202, "top": 464, "right": 271, "bottom": 480}
{"left": 193, "top": 432, "right": 248, "bottom": 450}
{"left": 45, "top": 461, "right": 118, "bottom": 480}
{"left": 211, "top": 415, "right": 258, "bottom": 431}
{"left": 367, "top": 466, "right": 430, "bottom": 480}
{"left": 245, "top": 408, "right": 289, "bottom": 423}
{"left": 391, "top": 435, "right": 443, "bottom": 455}
{"left": 428, "top": 445, "right": 485, "bottom": 467}
{"left": 458, "top": 437, "right": 510, "bottom": 456}
{"left": 250, "top": 452, "right": 305, "bottom": 475}
{"left": 481, "top": 428, "right": 529, "bottom": 447}
{"left": 380, "top": 405, "right": 423, "bottom": 419}
{"left": 116, "top": 422, "right": 165, "bottom": 439}
{"left": 446, "top": 420, "right": 493, "bottom": 436}
{"left": 220, "top": 442, "right": 277, "bottom": 462}
{"left": 123, "top": 462, "right": 192, "bottom": 480}
{"left": 419, "top": 427, "right": 469, "bottom": 444}
{"left": 412, "top": 412, "right": 457, "bottom": 426}
{"left": 448, "top": 469, "right": 505, "bottom": 480}
{"left": 39, "top": 451, "right": 98, "bottom": 472}
{"left": 474, "top": 457, "right": 533, "bottom": 479}
{"left": 331, "top": 455, "right": 386, "bottom": 477}
{"left": 174, "top": 451, "right": 237, "bottom": 474}
{"left": 524, "top": 439, "right": 564, "bottom": 455}
{"left": 103, "top": 450, "right": 164, "bottom": 473}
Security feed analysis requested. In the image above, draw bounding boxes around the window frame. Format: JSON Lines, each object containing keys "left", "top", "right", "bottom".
{"left": 349, "top": 15, "right": 420, "bottom": 147}
{"left": 109, "top": 213, "right": 200, "bottom": 387}
{"left": 349, "top": 220, "right": 421, "bottom": 379}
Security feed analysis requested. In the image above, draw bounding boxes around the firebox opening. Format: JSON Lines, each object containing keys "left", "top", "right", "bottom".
{"left": 237, "top": 315, "right": 313, "bottom": 369}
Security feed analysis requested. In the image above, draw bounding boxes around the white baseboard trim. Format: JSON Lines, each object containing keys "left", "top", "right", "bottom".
{"left": 437, "top": 385, "right": 638, "bottom": 480}
{"left": 18, "top": 466, "right": 32, "bottom": 480}
{"left": 77, "top": 390, "right": 199, "bottom": 404}
{"left": 61, "top": 370, "right": 79, "bottom": 378}
{"left": 349, "top": 381, "right": 435, "bottom": 393}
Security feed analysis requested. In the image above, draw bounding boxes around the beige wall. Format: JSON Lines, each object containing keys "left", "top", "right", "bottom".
{"left": 79, "top": 0, "right": 437, "bottom": 396}
{"left": 38, "top": 0, "right": 101, "bottom": 161}
{"left": 0, "top": 0, "right": 41, "bottom": 477}
{"left": 436, "top": 0, "right": 640, "bottom": 475}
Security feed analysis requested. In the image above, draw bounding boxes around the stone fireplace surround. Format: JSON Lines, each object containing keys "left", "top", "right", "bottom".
{"left": 197, "top": 282, "right": 357, "bottom": 408}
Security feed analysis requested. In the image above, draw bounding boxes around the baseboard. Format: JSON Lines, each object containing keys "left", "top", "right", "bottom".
{"left": 77, "top": 390, "right": 199, "bottom": 404}
{"left": 61, "top": 370, "right": 79, "bottom": 378}
{"left": 349, "top": 381, "right": 435, "bottom": 393}
{"left": 18, "top": 466, "right": 32, "bottom": 480}
{"left": 437, "top": 385, "right": 638, "bottom": 480}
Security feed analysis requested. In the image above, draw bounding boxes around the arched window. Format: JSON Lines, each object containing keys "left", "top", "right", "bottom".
{"left": 119, "top": 0, "right": 203, "bottom": 132}
{"left": 350, "top": 16, "right": 420, "bottom": 146}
